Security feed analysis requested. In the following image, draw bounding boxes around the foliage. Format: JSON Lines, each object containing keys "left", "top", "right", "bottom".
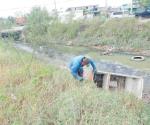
{"left": 51, "top": 88, "right": 147, "bottom": 125}
{"left": 0, "top": 40, "right": 149, "bottom": 125}
{"left": 47, "top": 20, "right": 80, "bottom": 41}
{"left": 0, "top": 17, "right": 15, "bottom": 30}
{"left": 139, "top": 0, "right": 150, "bottom": 6}
{"left": 25, "top": 7, "right": 150, "bottom": 50}
{"left": 25, "top": 7, "right": 51, "bottom": 45}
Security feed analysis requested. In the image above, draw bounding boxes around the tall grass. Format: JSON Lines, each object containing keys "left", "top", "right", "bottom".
{"left": 25, "top": 8, "right": 150, "bottom": 50}
{"left": 47, "top": 21, "right": 80, "bottom": 41}
{"left": 0, "top": 40, "right": 149, "bottom": 125}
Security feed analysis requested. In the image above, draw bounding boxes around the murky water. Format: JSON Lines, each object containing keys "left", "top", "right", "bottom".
{"left": 14, "top": 43, "right": 150, "bottom": 93}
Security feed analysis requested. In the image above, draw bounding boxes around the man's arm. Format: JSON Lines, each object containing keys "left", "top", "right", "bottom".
{"left": 89, "top": 59, "right": 96, "bottom": 72}
{"left": 71, "top": 64, "right": 83, "bottom": 81}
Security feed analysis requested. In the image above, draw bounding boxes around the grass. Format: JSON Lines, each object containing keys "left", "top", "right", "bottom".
{"left": 88, "top": 52, "right": 150, "bottom": 71}
{"left": 25, "top": 13, "right": 150, "bottom": 50}
{"left": 47, "top": 44, "right": 90, "bottom": 54}
{"left": 24, "top": 9, "right": 150, "bottom": 71}
{"left": 47, "top": 44, "right": 150, "bottom": 72}
{"left": 0, "top": 40, "right": 150, "bottom": 125}
{"left": 143, "top": 103, "right": 150, "bottom": 125}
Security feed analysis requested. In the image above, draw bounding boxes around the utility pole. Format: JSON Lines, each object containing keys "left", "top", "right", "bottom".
{"left": 105, "top": 0, "right": 108, "bottom": 17}
{"left": 131, "top": 0, "right": 133, "bottom": 14}
{"left": 54, "top": 0, "right": 57, "bottom": 10}
{"left": 105, "top": 0, "right": 108, "bottom": 10}
{"left": 53, "top": 0, "right": 58, "bottom": 17}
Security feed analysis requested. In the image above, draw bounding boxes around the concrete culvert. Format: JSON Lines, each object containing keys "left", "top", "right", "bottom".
{"left": 131, "top": 56, "right": 145, "bottom": 61}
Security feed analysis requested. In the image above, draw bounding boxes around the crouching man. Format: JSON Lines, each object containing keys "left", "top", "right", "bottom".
{"left": 69, "top": 55, "right": 97, "bottom": 81}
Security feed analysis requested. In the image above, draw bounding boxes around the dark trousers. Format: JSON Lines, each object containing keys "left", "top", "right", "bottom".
{"left": 78, "top": 67, "right": 83, "bottom": 77}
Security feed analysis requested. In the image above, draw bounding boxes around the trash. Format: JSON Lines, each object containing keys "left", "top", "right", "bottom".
{"left": 83, "top": 65, "right": 93, "bottom": 81}
{"left": 131, "top": 56, "right": 145, "bottom": 61}
{"left": 10, "top": 93, "right": 17, "bottom": 101}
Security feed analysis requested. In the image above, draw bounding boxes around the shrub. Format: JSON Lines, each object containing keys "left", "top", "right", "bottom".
{"left": 25, "top": 7, "right": 51, "bottom": 45}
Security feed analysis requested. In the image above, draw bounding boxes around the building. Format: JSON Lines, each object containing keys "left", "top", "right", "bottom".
{"left": 15, "top": 17, "right": 27, "bottom": 26}
{"left": 121, "top": 1, "right": 140, "bottom": 14}
{"left": 58, "top": 4, "right": 100, "bottom": 21}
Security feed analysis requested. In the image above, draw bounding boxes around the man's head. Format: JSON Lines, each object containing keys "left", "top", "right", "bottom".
{"left": 81, "top": 57, "right": 89, "bottom": 66}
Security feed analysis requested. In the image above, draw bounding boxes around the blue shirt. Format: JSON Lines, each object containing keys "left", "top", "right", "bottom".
{"left": 69, "top": 55, "right": 96, "bottom": 80}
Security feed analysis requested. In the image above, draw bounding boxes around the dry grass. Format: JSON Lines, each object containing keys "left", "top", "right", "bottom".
{"left": 0, "top": 41, "right": 149, "bottom": 125}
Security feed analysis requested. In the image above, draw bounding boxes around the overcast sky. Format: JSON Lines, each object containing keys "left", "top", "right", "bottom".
{"left": 0, "top": 0, "right": 131, "bottom": 17}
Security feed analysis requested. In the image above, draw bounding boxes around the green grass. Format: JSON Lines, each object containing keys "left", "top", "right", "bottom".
{"left": 47, "top": 44, "right": 150, "bottom": 72}
{"left": 25, "top": 14, "right": 150, "bottom": 50}
{"left": 48, "top": 44, "right": 89, "bottom": 54}
{"left": 0, "top": 41, "right": 150, "bottom": 125}
{"left": 143, "top": 104, "right": 150, "bottom": 125}
{"left": 88, "top": 52, "right": 150, "bottom": 71}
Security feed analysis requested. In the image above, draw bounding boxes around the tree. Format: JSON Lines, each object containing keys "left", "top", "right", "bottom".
{"left": 139, "top": 0, "right": 150, "bottom": 7}
{"left": 25, "top": 7, "right": 51, "bottom": 45}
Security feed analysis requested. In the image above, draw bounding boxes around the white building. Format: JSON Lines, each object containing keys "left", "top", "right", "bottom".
{"left": 58, "top": 4, "right": 100, "bottom": 21}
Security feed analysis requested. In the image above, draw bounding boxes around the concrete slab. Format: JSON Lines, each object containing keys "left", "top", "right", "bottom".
{"left": 95, "top": 71, "right": 143, "bottom": 99}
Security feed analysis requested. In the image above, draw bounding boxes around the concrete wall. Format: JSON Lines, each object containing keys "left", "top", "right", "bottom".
{"left": 83, "top": 68, "right": 143, "bottom": 98}
{"left": 125, "top": 78, "right": 143, "bottom": 98}
{"left": 95, "top": 71, "right": 143, "bottom": 99}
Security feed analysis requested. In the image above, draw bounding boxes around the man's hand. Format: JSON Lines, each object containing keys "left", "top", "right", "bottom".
{"left": 78, "top": 77, "right": 83, "bottom": 81}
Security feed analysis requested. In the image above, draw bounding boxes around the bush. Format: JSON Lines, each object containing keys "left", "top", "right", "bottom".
{"left": 48, "top": 21, "right": 80, "bottom": 41}
{"left": 25, "top": 7, "right": 51, "bottom": 45}
{"left": 25, "top": 7, "right": 150, "bottom": 50}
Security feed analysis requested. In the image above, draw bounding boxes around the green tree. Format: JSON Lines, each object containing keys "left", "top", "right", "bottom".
{"left": 25, "top": 7, "right": 51, "bottom": 45}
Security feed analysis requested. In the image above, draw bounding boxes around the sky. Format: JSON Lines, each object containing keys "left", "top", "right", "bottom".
{"left": 0, "top": 0, "right": 132, "bottom": 17}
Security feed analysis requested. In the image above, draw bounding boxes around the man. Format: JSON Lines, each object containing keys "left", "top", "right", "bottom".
{"left": 69, "top": 55, "right": 96, "bottom": 81}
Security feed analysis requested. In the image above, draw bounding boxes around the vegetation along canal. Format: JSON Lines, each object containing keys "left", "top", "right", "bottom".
{"left": 14, "top": 42, "right": 150, "bottom": 102}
